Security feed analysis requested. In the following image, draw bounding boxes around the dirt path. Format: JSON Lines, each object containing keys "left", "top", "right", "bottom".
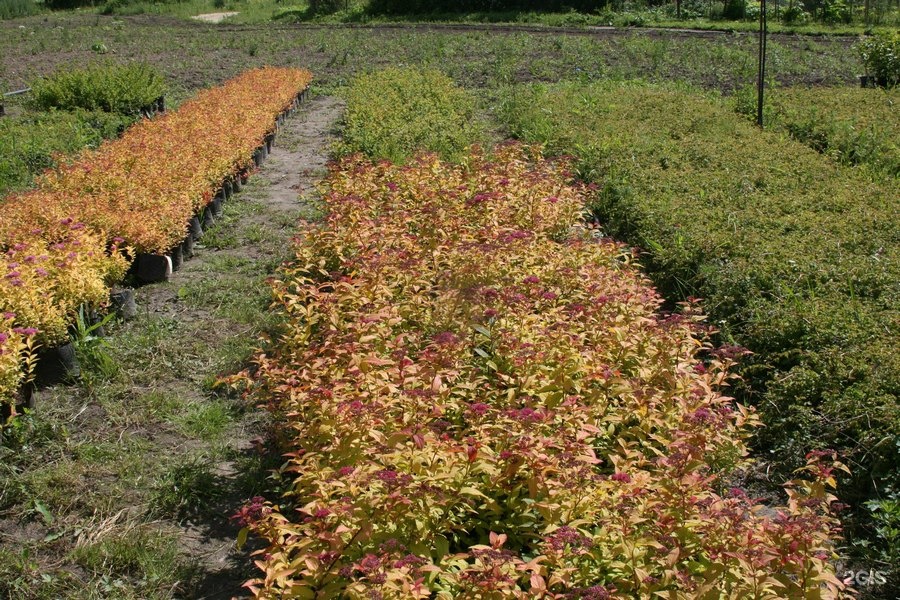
{"left": 140, "top": 95, "right": 344, "bottom": 599}
{"left": 190, "top": 12, "right": 239, "bottom": 23}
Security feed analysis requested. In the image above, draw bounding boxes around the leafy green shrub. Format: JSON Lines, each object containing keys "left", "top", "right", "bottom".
{"left": 781, "top": 4, "right": 811, "bottom": 24}
{"left": 858, "top": 30, "right": 900, "bottom": 87}
{"left": 499, "top": 80, "right": 899, "bottom": 579}
{"left": 0, "top": 109, "right": 134, "bottom": 195}
{"left": 336, "top": 67, "right": 486, "bottom": 163}
{"left": 821, "top": 0, "right": 851, "bottom": 23}
{"left": 0, "top": 0, "right": 40, "bottom": 19}
{"left": 752, "top": 86, "right": 900, "bottom": 178}
{"left": 29, "top": 62, "right": 166, "bottom": 115}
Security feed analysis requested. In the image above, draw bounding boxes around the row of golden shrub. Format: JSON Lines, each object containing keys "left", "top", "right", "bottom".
{"left": 232, "top": 144, "right": 850, "bottom": 598}
{"left": 0, "top": 67, "right": 313, "bottom": 406}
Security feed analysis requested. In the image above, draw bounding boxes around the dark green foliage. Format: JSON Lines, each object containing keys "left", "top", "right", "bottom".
{"left": 0, "top": 0, "right": 40, "bottom": 19}
{"left": 368, "top": 0, "right": 609, "bottom": 15}
{"left": 0, "top": 109, "right": 135, "bottom": 195}
{"left": 336, "top": 67, "right": 486, "bottom": 163}
{"left": 43, "top": 0, "right": 98, "bottom": 9}
{"left": 29, "top": 62, "right": 166, "bottom": 115}
{"left": 499, "top": 80, "right": 899, "bottom": 576}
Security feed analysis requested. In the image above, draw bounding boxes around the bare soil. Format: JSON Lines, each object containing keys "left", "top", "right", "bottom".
{"left": 190, "top": 12, "right": 239, "bottom": 23}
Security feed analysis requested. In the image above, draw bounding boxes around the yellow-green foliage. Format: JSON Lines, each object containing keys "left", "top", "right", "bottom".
{"left": 744, "top": 86, "right": 899, "bottom": 178}
{"left": 29, "top": 62, "right": 166, "bottom": 115}
{"left": 336, "top": 67, "right": 486, "bottom": 163}
{"left": 499, "top": 81, "right": 899, "bottom": 526}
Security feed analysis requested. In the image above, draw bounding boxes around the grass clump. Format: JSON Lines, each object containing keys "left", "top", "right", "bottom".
{"left": 335, "top": 66, "right": 486, "bottom": 163}
{"left": 29, "top": 62, "right": 166, "bottom": 115}
{"left": 737, "top": 85, "right": 899, "bottom": 178}
{"left": 499, "top": 80, "right": 899, "bottom": 579}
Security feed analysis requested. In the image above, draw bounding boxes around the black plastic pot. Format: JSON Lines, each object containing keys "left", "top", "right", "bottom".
{"left": 210, "top": 195, "right": 224, "bottom": 218}
{"left": 232, "top": 174, "right": 243, "bottom": 193}
{"left": 182, "top": 233, "right": 194, "bottom": 260}
{"left": 135, "top": 253, "right": 172, "bottom": 283}
{"left": 170, "top": 243, "right": 184, "bottom": 272}
{"left": 253, "top": 148, "right": 264, "bottom": 167}
{"left": 202, "top": 207, "right": 216, "bottom": 230}
{"left": 155, "top": 95, "right": 165, "bottom": 113}
{"left": 87, "top": 309, "right": 107, "bottom": 338}
{"left": 1, "top": 382, "right": 35, "bottom": 426}
{"left": 223, "top": 179, "right": 233, "bottom": 201}
{"left": 110, "top": 287, "right": 138, "bottom": 320}
{"left": 190, "top": 216, "right": 203, "bottom": 241}
{"left": 34, "top": 343, "right": 80, "bottom": 387}
{"left": 265, "top": 133, "right": 276, "bottom": 153}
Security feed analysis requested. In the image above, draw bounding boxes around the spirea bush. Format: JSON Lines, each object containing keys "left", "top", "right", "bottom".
{"left": 229, "top": 144, "right": 850, "bottom": 599}
{"left": 1, "top": 67, "right": 313, "bottom": 255}
{"left": 336, "top": 67, "right": 486, "bottom": 164}
{"left": 29, "top": 62, "right": 166, "bottom": 115}
{"left": 0, "top": 67, "right": 312, "bottom": 403}
{"left": 0, "top": 313, "right": 36, "bottom": 411}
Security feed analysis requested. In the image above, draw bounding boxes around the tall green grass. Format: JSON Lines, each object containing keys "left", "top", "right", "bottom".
{"left": 0, "top": 0, "right": 40, "bottom": 19}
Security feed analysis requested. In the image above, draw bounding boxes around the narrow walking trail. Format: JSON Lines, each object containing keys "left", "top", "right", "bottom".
{"left": 149, "top": 94, "right": 345, "bottom": 599}
{"left": 0, "top": 96, "right": 344, "bottom": 599}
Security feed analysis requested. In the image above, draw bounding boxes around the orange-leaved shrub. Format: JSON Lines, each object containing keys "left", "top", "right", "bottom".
{"left": 0, "top": 67, "right": 312, "bottom": 406}
{"left": 0, "top": 67, "right": 312, "bottom": 255}
{"left": 231, "top": 144, "right": 850, "bottom": 599}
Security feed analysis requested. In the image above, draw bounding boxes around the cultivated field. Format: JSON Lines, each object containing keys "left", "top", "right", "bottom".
{"left": 0, "top": 12, "right": 897, "bottom": 600}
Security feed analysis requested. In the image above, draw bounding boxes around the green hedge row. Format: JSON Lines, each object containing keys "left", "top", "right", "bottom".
{"left": 736, "top": 85, "right": 899, "bottom": 179}
{"left": 0, "top": 109, "right": 135, "bottom": 195}
{"left": 498, "top": 80, "right": 899, "bottom": 569}
{"left": 335, "top": 67, "right": 487, "bottom": 164}
{"left": 29, "top": 62, "right": 166, "bottom": 115}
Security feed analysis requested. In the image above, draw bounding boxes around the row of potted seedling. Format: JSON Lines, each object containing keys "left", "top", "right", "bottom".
{"left": 0, "top": 70, "right": 313, "bottom": 418}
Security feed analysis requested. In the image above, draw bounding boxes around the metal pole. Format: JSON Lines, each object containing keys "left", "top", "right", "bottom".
{"left": 757, "top": 0, "right": 767, "bottom": 128}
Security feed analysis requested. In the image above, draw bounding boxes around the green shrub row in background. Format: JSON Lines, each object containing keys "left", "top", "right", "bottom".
{"left": 28, "top": 62, "right": 166, "bottom": 115}
{"left": 0, "top": 109, "right": 135, "bottom": 195}
{"left": 735, "top": 85, "right": 899, "bottom": 179}
{"left": 335, "top": 66, "right": 487, "bottom": 163}
{"left": 498, "top": 80, "right": 899, "bottom": 583}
